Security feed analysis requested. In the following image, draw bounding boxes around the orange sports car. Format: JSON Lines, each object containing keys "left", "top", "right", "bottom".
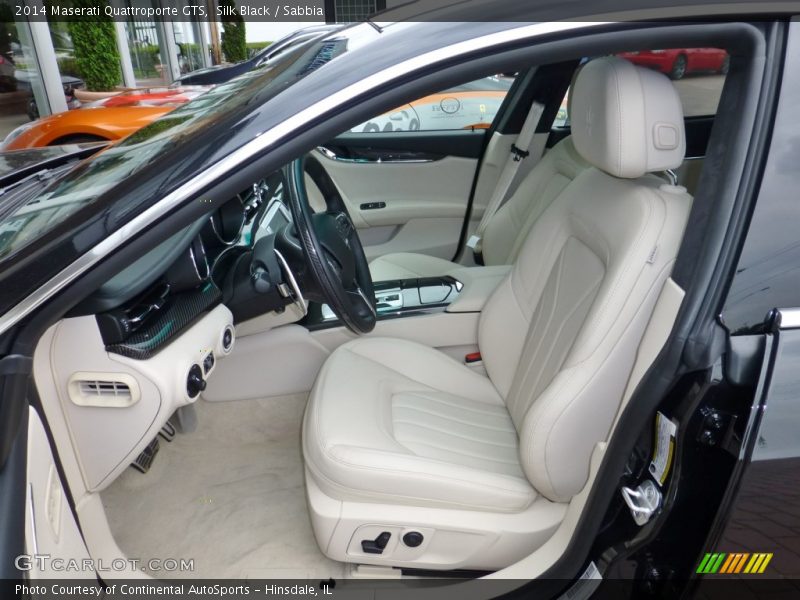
{"left": 0, "top": 86, "right": 210, "bottom": 151}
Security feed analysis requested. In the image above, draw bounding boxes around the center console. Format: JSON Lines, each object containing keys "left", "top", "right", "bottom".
{"left": 308, "top": 276, "right": 464, "bottom": 329}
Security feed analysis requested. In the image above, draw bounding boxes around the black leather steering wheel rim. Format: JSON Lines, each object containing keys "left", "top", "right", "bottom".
{"left": 285, "top": 154, "right": 376, "bottom": 334}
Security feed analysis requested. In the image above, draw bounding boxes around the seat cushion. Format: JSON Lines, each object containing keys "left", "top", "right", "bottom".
{"left": 303, "top": 337, "right": 537, "bottom": 512}
{"left": 368, "top": 253, "right": 459, "bottom": 282}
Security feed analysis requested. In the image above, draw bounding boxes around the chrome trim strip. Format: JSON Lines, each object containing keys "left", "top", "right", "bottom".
{"left": 316, "top": 146, "right": 435, "bottom": 164}
{"left": 28, "top": 483, "right": 39, "bottom": 556}
{"left": 0, "top": 21, "right": 602, "bottom": 336}
{"left": 274, "top": 248, "right": 308, "bottom": 317}
{"left": 778, "top": 308, "right": 800, "bottom": 330}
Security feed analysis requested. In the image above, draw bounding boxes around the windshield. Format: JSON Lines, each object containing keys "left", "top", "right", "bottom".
{"left": 0, "top": 35, "right": 346, "bottom": 263}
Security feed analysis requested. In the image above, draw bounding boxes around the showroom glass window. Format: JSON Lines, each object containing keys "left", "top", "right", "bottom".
{"left": 0, "top": 11, "right": 48, "bottom": 139}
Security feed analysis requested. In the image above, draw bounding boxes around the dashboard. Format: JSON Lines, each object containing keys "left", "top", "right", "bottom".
{"left": 78, "top": 172, "right": 293, "bottom": 360}
{"left": 38, "top": 172, "right": 303, "bottom": 491}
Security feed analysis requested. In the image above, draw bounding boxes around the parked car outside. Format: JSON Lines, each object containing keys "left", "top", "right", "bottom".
{"left": 0, "top": 86, "right": 209, "bottom": 150}
{"left": 618, "top": 47, "right": 729, "bottom": 79}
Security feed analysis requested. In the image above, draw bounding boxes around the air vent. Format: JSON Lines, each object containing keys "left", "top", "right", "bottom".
{"left": 79, "top": 380, "right": 131, "bottom": 398}
{"left": 68, "top": 372, "right": 141, "bottom": 408}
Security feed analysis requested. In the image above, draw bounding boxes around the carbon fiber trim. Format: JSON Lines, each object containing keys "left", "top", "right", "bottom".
{"left": 106, "top": 283, "right": 222, "bottom": 360}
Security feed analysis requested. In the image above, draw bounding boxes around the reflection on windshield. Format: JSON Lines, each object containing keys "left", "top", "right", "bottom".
{"left": 0, "top": 37, "right": 347, "bottom": 263}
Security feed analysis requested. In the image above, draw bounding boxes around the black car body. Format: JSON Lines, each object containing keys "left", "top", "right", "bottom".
{"left": 0, "top": 3, "right": 798, "bottom": 597}
{"left": 173, "top": 24, "right": 340, "bottom": 86}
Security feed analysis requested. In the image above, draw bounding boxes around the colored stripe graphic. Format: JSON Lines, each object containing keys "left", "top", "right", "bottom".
{"left": 697, "top": 552, "right": 773, "bottom": 574}
{"left": 697, "top": 553, "right": 725, "bottom": 574}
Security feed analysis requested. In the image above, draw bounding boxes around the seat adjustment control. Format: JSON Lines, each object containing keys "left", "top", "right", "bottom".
{"left": 402, "top": 531, "right": 424, "bottom": 547}
{"left": 361, "top": 531, "right": 391, "bottom": 554}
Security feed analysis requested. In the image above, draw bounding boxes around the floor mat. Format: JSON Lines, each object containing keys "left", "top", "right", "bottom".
{"left": 101, "top": 394, "right": 344, "bottom": 579}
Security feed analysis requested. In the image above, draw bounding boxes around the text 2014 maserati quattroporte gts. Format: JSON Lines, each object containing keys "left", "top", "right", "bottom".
{"left": 1, "top": 3, "right": 800, "bottom": 598}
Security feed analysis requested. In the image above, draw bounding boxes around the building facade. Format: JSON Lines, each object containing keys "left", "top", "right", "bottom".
{"left": 1, "top": 0, "right": 386, "bottom": 139}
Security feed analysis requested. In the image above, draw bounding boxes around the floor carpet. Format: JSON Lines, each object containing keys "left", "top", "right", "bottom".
{"left": 101, "top": 394, "right": 345, "bottom": 579}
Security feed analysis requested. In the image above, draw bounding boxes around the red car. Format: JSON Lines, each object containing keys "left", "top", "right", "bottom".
{"left": 618, "top": 48, "right": 729, "bottom": 79}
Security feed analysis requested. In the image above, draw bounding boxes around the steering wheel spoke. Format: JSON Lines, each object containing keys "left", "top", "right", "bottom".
{"left": 284, "top": 155, "right": 376, "bottom": 334}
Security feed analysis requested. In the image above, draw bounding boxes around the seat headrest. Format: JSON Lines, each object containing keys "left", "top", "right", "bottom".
{"left": 571, "top": 57, "right": 686, "bottom": 179}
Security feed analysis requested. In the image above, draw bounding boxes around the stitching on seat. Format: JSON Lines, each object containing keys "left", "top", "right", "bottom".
{"left": 395, "top": 437, "right": 521, "bottom": 466}
{"left": 393, "top": 392, "right": 506, "bottom": 415}
{"left": 391, "top": 403, "right": 514, "bottom": 432}
{"left": 392, "top": 418, "right": 518, "bottom": 451}
{"left": 531, "top": 260, "right": 673, "bottom": 499}
{"left": 509, "top": 242, "right": 604, "bottom": 418}
{"left": 310, "top": 345, "right": 529, "bottom": 508}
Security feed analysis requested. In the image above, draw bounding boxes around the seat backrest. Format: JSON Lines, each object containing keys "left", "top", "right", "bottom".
{"left": 481, "top": 136, "right": 589, "bottom": 266}
{"left": 478, "top": 57, "right": 692, "bottom": 503}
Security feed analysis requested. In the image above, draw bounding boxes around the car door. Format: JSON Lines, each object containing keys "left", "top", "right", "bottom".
{"left": 694, "top": 27, "right": 800, "bottom": 582}
{"left": 316, "top": 75, "right": 516, "bottom": 262}
{"left": 0, "top": 362, "right": 92, "bottom": 583}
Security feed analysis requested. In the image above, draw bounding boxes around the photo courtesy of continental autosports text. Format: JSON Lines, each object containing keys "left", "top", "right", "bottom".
{"left": 1, "top": 0, "right": 800, "bottom": 598}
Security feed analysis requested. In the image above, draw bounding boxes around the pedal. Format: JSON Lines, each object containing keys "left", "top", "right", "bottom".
{"left": 159, "top": 421, "right": 176, "bottom": 442}
{"left": 131, "top": 437, "right": 160, "bottom": 474}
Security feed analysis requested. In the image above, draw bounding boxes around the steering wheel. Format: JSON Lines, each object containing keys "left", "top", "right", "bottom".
{"left": 284, "top": 154, "right": 377, "bottom": 334}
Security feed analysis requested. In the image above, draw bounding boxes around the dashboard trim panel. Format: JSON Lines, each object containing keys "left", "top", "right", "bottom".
{"left": 105, "top": 283, "right": 223, "bottom": 360}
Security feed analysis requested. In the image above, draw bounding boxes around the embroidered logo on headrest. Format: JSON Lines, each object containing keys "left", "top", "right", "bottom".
{"left": 585, "top": 105, "right": 594, "bottom": 137}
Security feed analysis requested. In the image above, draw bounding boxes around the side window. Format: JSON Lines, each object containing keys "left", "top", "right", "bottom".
{"left": 553, "top": 48, "right": 729, "bottom": 128}
{"left": 351, "top": 75, "right": 515, "bottom": 133}
{"left": 619, "top": 48, "right": 728, "bottom": 116}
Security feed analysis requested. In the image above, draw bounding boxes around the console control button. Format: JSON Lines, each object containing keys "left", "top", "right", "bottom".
{"left": 222, "top": 327, "right": 234, "bottom": 351}
{"left": 186, "top": 364, "right": 206, "bottom": 398}
{"left": 203, "top": 352, "right": 215, "bottom": 374}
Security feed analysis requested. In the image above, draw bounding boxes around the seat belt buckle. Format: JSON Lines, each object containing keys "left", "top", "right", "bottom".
{"left": 466, "top": 234, "right": 482, "bottom": 251}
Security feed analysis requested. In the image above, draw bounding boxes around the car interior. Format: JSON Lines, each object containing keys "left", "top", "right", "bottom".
{"left": 22, "top": 24, "right": 757, "bottom": 583}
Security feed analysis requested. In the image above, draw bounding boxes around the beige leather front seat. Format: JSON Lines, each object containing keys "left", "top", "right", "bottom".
{"left": 369, "top": 136, "right": 588, "bottom": 281}
{"left": 303, "top": 57, "right": 692, "bottom": 571}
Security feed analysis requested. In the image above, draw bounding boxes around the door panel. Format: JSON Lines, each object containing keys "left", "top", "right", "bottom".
{"left": 313, "top": 134, "right": 484, "bottom": 261}
{"left": 25, "top": 407, "right": 92, "bottom": 579}
{"left": 317, "top": 75, "right": 517, "bottom": 262}
{"left": 709, "top": 320, "right": 800, "bottom": 579}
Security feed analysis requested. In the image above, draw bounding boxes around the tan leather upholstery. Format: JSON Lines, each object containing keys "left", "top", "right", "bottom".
{"left": 303, "top": 337, "right": 536, "bottom": 513}
{"left": 570, "top": 57, "right": 686, "bottom": 178}
{"left": 365, "top": 252, "right": 461, "bottom": 281}
{"left": 368, "top": 137, "right": 588, "bottom": 281}
{"left": 304, "top": 57, "right": 692, "bottom": 569}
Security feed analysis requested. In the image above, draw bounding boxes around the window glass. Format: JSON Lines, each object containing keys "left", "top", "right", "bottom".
{"left": 555, "top": 48, "right": 729, "bottom": 127}
{"left": 0, "top": 37, "right": 345, "bottom": 263}
{"left": 351, "top": 74, "right": 515, "bottom": 133}
{"left": 619, "top": 48, "right": 727, "bottom": 116}
{"left": 0, "top": 12, "right": 48, "bottom": 139}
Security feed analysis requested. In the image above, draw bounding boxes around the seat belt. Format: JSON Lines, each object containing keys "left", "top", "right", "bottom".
{"left": 467, "top": 100, "right": 546, "bottom": 261}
